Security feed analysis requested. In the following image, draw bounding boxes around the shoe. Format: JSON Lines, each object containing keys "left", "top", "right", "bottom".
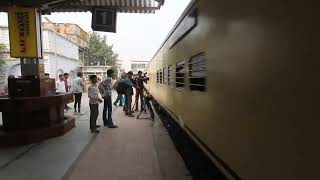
{"left": 78, "top": 112, "right": 84, "bottom": 115}
{"left": 113, "top": 102, "right": 118, "bottom": 107}
{"left": 108, "top": 125, "right": 118, "bottom": 128}
{"left": 74, "top": 112, "right": 77, "bottom": 115}
{"left": 119, "top": 104, "right": 123, "bottom": 107}
{"left": 130, "top": 111, "right": 135, "bottom": 114}
{"left": 90, "top": 129, "right": 100, "bottom": 133}
{"left": 135, "top": 109, "right": 138, "bottom": 112}
{"left": 127, "top": 114, "right": 135, "bottom": 117}
{"left": 96, "top": 125, "right": 101, "bottom": 128}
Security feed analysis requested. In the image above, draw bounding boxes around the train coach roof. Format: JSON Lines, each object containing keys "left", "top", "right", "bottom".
{"left": 0, "top": 0, "right": 165, "bottom": 14}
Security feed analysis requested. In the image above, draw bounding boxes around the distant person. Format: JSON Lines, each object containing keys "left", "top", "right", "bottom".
{"left": 113, "top": 72, "right": 126, "bottom": 107}
{"left": 72, "top": 72, "right": 84, "bottom": 115}
{"left": 88, "top": 75, "right": 102, "bottom": 133}
{"left": 64, "top": 73, "right": 72, "bottom": 110}
{"left": 64, "top": 73, "right": 71, "bottom": 92}
{"left": 134, "top": 71, "right": 147, "bottom": 111}
{"left": 99, "top": 69, "right": 118, "bottom": 128}
{"left": 56, "top": 74, "right": 68, "bottom": 112}
{"left": 124, "top": 71, "right": 135, "bottom": 117}
{"left": 56, "top": 74, "right": 66, "bottom": 94}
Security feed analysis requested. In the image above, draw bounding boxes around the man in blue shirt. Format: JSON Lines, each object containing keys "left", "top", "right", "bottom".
{"left": 99, "top": 69, "right": 118, "bottom": 128}
{"left": 124, "top": 71, "right": 135, "bottom": 117}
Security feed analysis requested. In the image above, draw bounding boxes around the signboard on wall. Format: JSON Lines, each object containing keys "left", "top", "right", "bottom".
{"left": 91, "top": 9, "right": 117, "bottom": 33}
{"left": 7, "top": 6, "right": 43, "bottom": 58}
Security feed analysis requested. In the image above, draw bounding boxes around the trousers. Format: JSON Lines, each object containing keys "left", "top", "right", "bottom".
{"left": 135, "top": 89, "right": 143, "bottom": 111}
{"left": 74, "top": 93, "right": 82, "bottom": 112}
{"left": 125, "top": 92, "right": 133, "bottom": 114}
{"left": 114, "top": 93, "right": 123, "bottom": 106}
{"left": 103, "top": 95, "right": 114, "bottom": 127}
{"left": 89, "top": 104, "right": 99, "bottom": 130}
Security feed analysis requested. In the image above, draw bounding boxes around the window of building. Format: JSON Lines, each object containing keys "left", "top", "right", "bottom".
{"left": 163, "top": 67, "right": 168, "bottom": 85}
{"left": 189, "top": 53, "right": 206, "bottom": 92}
{"left": 131, "top": 64, "right": 146, "bottom": 69}
{"left": 176, "top": 61, "right": 185, "bottom": 88}
{"left": 168, "top": 65, "right": 174, "bottom": 85}
{"left": 159, "top": 69, "right": 163, "bottom": 84}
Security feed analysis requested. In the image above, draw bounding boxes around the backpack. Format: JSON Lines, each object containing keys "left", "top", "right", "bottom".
{"left": 113, "top": 78, "right": 122, "bottom": 90}
{"left": 116, "top": 81, "right": 128, "bottom": 95}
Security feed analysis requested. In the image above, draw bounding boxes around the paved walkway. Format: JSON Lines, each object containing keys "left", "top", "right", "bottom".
{"left": 0, "top": 95, "right": 94, "bottom": 180}
{"left": 0, "top": 93, "right": 192, "bottom": 180}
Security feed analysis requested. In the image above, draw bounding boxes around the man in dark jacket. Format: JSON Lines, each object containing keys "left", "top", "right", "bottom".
{"left": 124, "top": 71, "right": 135, "bottom": 117}
{"left": 134, "top": 71, "right": 146, "bottom": 111}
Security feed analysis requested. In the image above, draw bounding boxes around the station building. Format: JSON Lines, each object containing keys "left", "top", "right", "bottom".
{"left": 0, "top": 19, "right": 89, "bottom": 93}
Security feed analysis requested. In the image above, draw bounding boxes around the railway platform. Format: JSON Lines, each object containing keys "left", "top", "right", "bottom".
{"left": 0, "top": 93, "right": 192, "bottom": 180}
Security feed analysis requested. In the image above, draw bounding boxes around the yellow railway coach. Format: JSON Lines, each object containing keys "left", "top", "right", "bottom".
{"left": 145, "top": 0, "right": 319, "bottom": 179}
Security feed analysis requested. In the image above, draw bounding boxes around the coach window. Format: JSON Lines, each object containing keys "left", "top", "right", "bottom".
{"left": 159, "top": 69, "right": 163, "bottom": 84}
{"left": 176, "top": 61, "right": 185, "bottom": 88}
{"left": 157, "top": 70, "right": 159, "bottom": 83}
{"left": 168, "top": 65, "right": 174, "bottom": 85}
{"left": 163, "top": 67, "right": 168, "bottom": 85}
{"left": 189, "top": 53, "right": 206, "bottom": 92}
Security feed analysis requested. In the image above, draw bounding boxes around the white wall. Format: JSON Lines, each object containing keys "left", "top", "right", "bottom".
{"left": 0, "top": 27, "right": 81, "bottom": 92}
{"left": 47, "top": 30, "right": 79, "bottom": 60}
{"left": 43, "top": 29, "right": 80, "bottom": 79}
{"left": 0, "top": 27, "right": 9, "bottom": 48}
{"left": 46, "top": 54, "right": 80, "bottom": 79}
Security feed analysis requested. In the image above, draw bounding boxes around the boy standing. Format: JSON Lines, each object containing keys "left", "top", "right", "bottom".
{"left": 88, "top": 75, "right": 102, "bottom": 133}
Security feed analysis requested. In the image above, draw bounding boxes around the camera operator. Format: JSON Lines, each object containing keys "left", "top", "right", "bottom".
{"left": 134, "top": 71, "right": 148, "bottom": 111}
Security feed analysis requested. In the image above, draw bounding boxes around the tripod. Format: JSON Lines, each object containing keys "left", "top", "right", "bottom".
{"left": 133, "top": 92, "right": 154, "bottom": 120}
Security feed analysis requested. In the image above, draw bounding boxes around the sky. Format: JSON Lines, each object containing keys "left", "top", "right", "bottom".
{"left": 0, "top": 0, "right": 191, "bottom": 65}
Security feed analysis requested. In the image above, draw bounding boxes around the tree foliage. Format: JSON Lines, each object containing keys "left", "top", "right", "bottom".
{"left": 85, "top": 32, "right": 119, "bottom": 67}
{"left": 0, "top": 43, "right": 6, "bottom": 66}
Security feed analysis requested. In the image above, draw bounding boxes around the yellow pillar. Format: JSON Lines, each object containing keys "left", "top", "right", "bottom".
{"left": 7, "top": 6, "right": 43, "bottom": 78}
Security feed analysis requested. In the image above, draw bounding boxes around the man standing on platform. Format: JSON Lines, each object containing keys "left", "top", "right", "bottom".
{"left": 124, "top": 71, "right": 135, "bottom": 117}
{"left": 64, "top": 73, "right": 71, "bottom": 110}
{"left": 88, "top": 75, "right": 102, "bottom": 133}
{"left": 56, "top": 74, "right": 66, "bottom": 94}
{"left": 72, "top": 72, "right": 84, "bottom": 115}
{"left": 99, "top": 69, "right": 118, "bottom": 128}
{"left": 113, "top": 72, "right": 126, "bottom": 107}
{"left": 134, "top": 71, "right": 146, "bottom": 111}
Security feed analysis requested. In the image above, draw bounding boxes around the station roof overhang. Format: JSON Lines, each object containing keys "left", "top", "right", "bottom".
{"left": 0, "top": 0, "right": 165, "bottom": 14}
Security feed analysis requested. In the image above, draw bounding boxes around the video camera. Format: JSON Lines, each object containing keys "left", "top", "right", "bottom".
{"left": 142, "top": 72, "right": 150, "bottom": 81}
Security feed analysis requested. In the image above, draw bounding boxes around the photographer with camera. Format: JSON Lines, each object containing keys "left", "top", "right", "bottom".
{"left": 134, "top": 71, "right": 149, "bottom": 111}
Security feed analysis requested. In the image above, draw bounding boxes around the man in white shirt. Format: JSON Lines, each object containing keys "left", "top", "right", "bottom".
{"left": 56, "top": 74, "right": 66, "bottom": 94}
{"left": 72, "top": 72, "right": 84, "bottom": 114}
